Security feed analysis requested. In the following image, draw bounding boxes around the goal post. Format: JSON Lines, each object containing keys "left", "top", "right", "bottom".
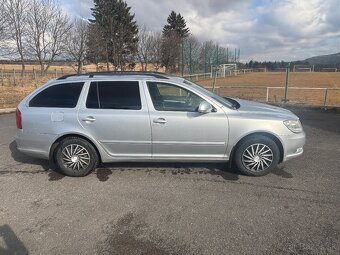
{"left": 321, "top": 68, "right": 337, "bottom": 72}
{"left": 293, "top": 65, "right": 314, "bottom": 72}
{"left": 212, "top": 63, "right": 238, "bottom": 77}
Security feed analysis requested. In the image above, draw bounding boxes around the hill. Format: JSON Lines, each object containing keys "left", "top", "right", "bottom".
{"left": 304, "top": 52, "right": 340, "bottom": 65}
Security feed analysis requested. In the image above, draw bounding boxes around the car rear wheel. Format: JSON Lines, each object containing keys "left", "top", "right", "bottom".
{"left": 55, "top": 137, "right": 98, "bottom": 177}
{"left": 234, "top": 135, "right": 280, "bottom": 176}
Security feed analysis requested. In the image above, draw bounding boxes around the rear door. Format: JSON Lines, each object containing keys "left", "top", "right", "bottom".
{"left": 78, "top": 80, "right": 151, "bottom": 158}
{"left": 22, "top": 82, "right": 85, "bottom": 153}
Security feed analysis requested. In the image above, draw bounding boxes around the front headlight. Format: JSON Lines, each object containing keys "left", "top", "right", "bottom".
{"left": 283, "top": 119, "right": 303, "bottom": 133}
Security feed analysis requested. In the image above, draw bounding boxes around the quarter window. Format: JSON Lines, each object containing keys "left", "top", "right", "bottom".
{"left": 86, "top": 81, "right": 141, "bottom": 110}
{"left": 29, "top": 82, "right": 84, "bottom": 108}
{"left": 147, "top": 82, "right": 204, "bottom": 112}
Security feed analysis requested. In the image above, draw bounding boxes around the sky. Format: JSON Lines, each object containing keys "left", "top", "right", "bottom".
{"left": 59, "top": 0, "right": 340, "bottom": 62}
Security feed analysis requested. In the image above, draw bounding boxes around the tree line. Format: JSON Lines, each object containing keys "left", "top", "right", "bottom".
{"left": 243, "top": 60, "right": 340, "bottom": 71}
{"left": 0, "top": 0, "right": 240, "bottom": 75}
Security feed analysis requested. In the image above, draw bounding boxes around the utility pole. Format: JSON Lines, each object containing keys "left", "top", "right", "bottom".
{"left": 181, "top": 41, "right": 185, "bottom": 77}
{"left": 204, "top": 44, "right": 207, "bottom": 73}
{"left": 189, "top": 41, "right": 192, "bottom": 75}
{"left": 216, "top": 44, "right": 219, "bottom": 66}
{"left": 283, "top": 62, "right": 290, "bottom": 103}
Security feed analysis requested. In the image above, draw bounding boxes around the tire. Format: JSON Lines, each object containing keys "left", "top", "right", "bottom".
{"left": 234, "top": 135, "right": 280, "bottom": 176}
{"left": 55, "top": 137, "right": 99, "bottom": 177}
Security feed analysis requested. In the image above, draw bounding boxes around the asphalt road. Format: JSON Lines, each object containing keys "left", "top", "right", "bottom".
{"left": 0, "top": 108, "right": 339, "bottom": 255}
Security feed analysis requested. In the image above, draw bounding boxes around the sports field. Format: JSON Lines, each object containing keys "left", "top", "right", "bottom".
{"left": 197, "top": 72, "right": 340, "bottom": 106}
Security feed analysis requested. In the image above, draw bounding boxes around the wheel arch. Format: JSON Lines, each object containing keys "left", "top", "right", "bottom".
{"left": 49, "top": 133, "right": 102, "bottom": 164}
{"left": 229, "top": 132, "right": 284, "bottom": 165}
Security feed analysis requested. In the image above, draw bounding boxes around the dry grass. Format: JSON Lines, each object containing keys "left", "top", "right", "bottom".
{"left": 0, "top": 63, "right": 164, "bottom": 108}
{"left": 0, "top": 64, "right": 75, "bottom": 72}
{"left": 1, "top": 67, "right": 340, "bottom": 108}
{"left": 197, "top": 72, "right": 340, "bottom": 106}
{"left": 197, "top": 72, "right": 340, "bottom": 88}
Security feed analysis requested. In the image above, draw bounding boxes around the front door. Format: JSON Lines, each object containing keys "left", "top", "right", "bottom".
{"left": 146, "top": 81, "right": 228, "bottom": 159}
{"left": 78, "top": 80, "right": 151, "bottom": 158}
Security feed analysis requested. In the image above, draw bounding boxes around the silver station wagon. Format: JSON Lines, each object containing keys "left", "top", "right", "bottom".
{"left": 16, "top": 72, "right": 305, "bottom": 177}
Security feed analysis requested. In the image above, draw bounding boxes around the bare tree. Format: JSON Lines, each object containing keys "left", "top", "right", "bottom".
{"left": 161, "top": 31, "right": 182, "bottom": 73}
{"left": 66, "top": 18, "right": 88, "bottom": 74}
{"left": 149, "top": 32, "right": 163, "bottom": 71}
{"left": 26, "top": 0, "right": 72, "bottom": 74}
{"left": 183, "top": 36, "right": 202, "bottom": 74}
{"left": 201, "top": 41, "right": 216, "bottom": 73}
{"left": 3, "top": 0, "right": 29, "bottom": 75}
{"left": 137, "top": 25, "right": 154, "bottom": 71}
{"left": 0, "top": 0, "right": 7, "bottom": 41}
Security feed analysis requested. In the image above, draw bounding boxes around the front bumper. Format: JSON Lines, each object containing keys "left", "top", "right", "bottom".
{"left": 280, "top": 131, "right": 306, "bottom": 162}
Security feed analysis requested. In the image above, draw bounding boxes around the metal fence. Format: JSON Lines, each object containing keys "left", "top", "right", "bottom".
{"left": 0, "top": 68, "right": 75, "bottom": 87}
{"left": 210, "top": 86, "right": 340, "bottom": 107}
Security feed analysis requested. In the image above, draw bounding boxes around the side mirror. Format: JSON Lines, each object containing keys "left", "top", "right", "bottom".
{"left": 198, "top": 101, "right": 213, "bottom": 113}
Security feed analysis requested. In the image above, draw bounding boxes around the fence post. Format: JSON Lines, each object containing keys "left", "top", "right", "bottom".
{"left": 13, "top": 69, "right": 16, "bottom": 86}
{"left": 61, "top": 68, "right": 64, "bottom": 76}
{"left": 283, "top": 63, "right": 290, "bottom": 102}
{"left": 323, "top": 88, "right": 328, "bottom": 109}
{"left": 0, "top": 69, "right": 3, "bottom": 86}
{"left": 212, "top": 71, "right": 217, "bottom": 93}
{"left": 33, "top": 67, "right": 37, "bottom": 87}
{"left": 55, "top": 68, "right": 57, "bottom": 79}
{"left": 266, "top": 87, "right": 269, "bottom": 102}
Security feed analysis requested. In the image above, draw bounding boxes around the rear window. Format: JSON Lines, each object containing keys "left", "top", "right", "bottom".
{"left": 86, "top": 81, "right": 141, "bottom": 110}
{"left": 29, "top": 82, "right": 84, "bottom": 108}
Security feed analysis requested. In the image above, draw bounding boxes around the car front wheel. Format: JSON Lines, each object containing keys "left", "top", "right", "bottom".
{"left": 234, "top": 135, "right": 280, "bottom": 176}
{"left": 55, "top": 137, "right": 99, "bottom": 177}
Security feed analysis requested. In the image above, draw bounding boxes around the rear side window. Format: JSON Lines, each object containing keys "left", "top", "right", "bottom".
{"left": 86, "top": 81, "right": 141, "bottom": 110}
{"left": 29, "top": 82, "right": 84, "bottom": 108}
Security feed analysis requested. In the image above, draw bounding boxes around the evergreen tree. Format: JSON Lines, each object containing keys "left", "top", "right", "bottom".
{"left": 161, "top": 11, "right": 190, "bottom": 73}
{"left": 90, "top": 0, "right": 138, "bottom": 70}
{"left": 163, "top": 11, "right": 190, "bottom": 38}
{"left": 86, "top": 23, "right": 107, "bottom": 69}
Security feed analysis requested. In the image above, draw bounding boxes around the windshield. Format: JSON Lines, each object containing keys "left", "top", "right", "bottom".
{"left": 183, "top": 79, "right": 233, "bottom": 108}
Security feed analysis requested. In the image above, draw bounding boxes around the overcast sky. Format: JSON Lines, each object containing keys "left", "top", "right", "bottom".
{"left": 60, "top": 0, "right": 340, "bottom": 62}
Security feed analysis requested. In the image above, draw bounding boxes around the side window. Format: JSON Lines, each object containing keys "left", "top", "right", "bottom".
{"left": 86, "top": 81, "right": 141, "bottom": 110}
{"left": 147, "top": 82, "right": 204, "bottom": 112}
{"left": 29, "top": 82, "right": 84, "bottom": 108}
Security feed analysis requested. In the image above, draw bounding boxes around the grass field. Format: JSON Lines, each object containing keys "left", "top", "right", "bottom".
{"left": 197, "top": 72, "right": 340, "bottom": 106}
{"left": 198, "top": 72, "right": 340, "bottom": 88}
{"left": 1, "top": 65, "right": 340, "bottom": 108}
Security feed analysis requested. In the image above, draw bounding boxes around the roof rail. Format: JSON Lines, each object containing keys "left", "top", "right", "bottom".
{"left": 56, "top": 74, "right": 86, "bottom": 80}
{"left": 87, "top": 71, "right": 170, "bottom": 79}
{"left": 56, "top": 71, "right": 170, "bottom": 80}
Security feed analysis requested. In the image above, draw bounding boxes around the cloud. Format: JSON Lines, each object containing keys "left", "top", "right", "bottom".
{"left": 60, "top": 0, "right": 340, "bottom": 61}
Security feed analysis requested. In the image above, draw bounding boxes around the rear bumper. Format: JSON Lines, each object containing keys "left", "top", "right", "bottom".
{"left": 16, "top": 129, "right": 54, "bottom": 160}
{"left": 280, "top": 131, "right": 306, "bottom": 162}
{"left": 16, "top": 146, "right": 49, "bottom": 159}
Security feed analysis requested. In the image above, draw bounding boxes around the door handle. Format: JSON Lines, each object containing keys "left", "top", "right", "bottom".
{"left": 153, "top": 117, "right": 167, "bottom": 124}
{"left": 82, "top": 116, "right": 96, "bottom": 122}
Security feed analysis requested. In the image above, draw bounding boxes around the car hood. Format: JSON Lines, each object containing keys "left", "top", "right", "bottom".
{"left": 230, "top": 98, "right": 298, "bottom": 119}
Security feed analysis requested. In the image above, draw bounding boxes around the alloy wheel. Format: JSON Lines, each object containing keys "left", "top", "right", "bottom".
{"left": 241, "top": 143, "right": 274, "bottom": 172}
{"left": 61, "top": 144, "right": 91, "bottom": 171}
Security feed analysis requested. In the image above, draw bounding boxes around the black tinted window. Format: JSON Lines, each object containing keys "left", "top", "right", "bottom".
{"left": 86, "top": 81, "right": 141, "bottom": 110}
{"left": 29, "top": 82, "right": 84, "bottom": 108}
